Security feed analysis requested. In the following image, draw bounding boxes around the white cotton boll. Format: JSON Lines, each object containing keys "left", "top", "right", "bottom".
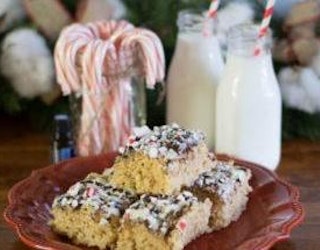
{"left": 279, "top": 67, "right": 320, "bottom": 114}
{"left": 0, "top": 0, "right": 25, "bottom": 34}
{"left": 278, "top": 67, "right": 307, "bottom": 112}
{"left": 217, "top": 2, "right": 254, "bottom": 50}
{"left": 0, "top": 28, "right": 55, "bottom": 99}
{"left": 218, "top": 2, "right": 254, "bottom": 32}
{"left": 278, "top": 67, "right": 300, "bottom": 85}
{"left": 299, "top": 68, "right": 320, "bottom": 112}
{"left": 278, "top": 67, "right": 306, "bottom": 111}
{"left": 311, "top": 49, "right": 320, "bottom": 77}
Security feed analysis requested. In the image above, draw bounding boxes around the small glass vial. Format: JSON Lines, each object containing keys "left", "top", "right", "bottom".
{"left": 216, "top": 24, "right": 282, "bottom": 170}
{"left": 166, "top": 9, "right": 224, "bottom": 149}
{"left": 52, "top": 114, "right": 75, "bottom": 163}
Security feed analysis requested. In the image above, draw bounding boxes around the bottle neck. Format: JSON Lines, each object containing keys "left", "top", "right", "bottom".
{"left": 177, "top": 9, "right": 216, "bottom": 35}
{"left": 224, "top": 44, "right": 275, "bottom": 83}
{"left": 227, "top": 24, "right": 272, "bottom": 58}
{"left": 225, "top": 51, "right": 273, "bottom": 71}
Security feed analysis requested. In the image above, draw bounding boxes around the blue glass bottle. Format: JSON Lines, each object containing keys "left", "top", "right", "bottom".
{"left": 52, "top": 114, "right": 75, "bottom": 163}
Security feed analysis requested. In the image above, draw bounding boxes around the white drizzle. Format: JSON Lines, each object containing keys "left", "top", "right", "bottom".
{"left": 194, "top": 162, "right": 251, "bottom": 201}
{"left": 120, "top": 124, "right": 205, "bottom": 160}
{"left": 123, "top": 191, "right": 197, "bottom": 235}
{"left": 52, "top": 177, "right": 137, "bottom": 225}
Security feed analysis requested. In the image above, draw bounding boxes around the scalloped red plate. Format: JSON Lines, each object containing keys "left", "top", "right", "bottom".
{"left": 4, "top": 153, "right": 304, "bottom": 250}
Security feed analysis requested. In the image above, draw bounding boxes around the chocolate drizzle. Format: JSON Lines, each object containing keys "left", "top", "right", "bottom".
{"left": 194, "top": 162, "right": 251, "bottom": 201}
{"left": 52, "top": 177, "right": 137, "bottom": 225}
{"left": 123, "top": 191, "right": 197, "bottom": 235}
{"left": 120, "top": 124, "right": 205, "bottom": 160}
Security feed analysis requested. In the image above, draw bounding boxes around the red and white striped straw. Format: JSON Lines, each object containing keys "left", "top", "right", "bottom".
{"left": 207, "top": 0, "right": 220, "bottom": 18}
{"left": 254, "top": 0, "right": 276, "bottom": 56}
{"left": 203, "top": 0, "right": 220, "bottom": 36}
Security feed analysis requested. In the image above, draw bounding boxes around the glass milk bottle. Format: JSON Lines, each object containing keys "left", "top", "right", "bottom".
{"left": 216, "top": 24, "right": 281, "bottom": 170}
{"left": 166, "top": 9, "right": 224, "bottom": 149}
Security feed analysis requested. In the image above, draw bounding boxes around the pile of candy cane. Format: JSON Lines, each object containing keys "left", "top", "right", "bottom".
{"left": 54, "top": 20, "right": 165, "bottom": 156}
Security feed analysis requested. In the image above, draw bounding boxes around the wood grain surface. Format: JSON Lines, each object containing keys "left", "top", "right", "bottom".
{"left": 0, "top": 116, "right": 319, "bottom": 250}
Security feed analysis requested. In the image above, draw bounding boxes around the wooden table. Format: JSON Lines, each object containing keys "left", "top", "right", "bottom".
{"left": 0, "top": 117, "right": 319, "bottom": 250}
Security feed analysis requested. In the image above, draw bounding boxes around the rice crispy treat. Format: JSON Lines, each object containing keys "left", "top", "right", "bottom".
{"left": 50, "top": 175, "right": 138, "bottom": 249}
{"left": 188, "top": 162, "right": 252, "bottom": 231}
{"left": 107, "top": 124, "right": 213, "bottom": 195}
{"left": 117, "top": 191, "right": 212, "bottom": 250}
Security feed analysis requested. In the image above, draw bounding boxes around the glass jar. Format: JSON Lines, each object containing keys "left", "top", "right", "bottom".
{"left": 216, "top": 24, "right": 281, "bottom": 170}
{"left": 70, "top": 64, "right": 146, "bottom": 156}
{"left": 166, "top": 9, "right": 224, "bottom": 149}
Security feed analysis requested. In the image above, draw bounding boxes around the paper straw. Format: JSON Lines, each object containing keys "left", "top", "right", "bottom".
{"left": 207, "top": 0, "right": 220, "bottom": 18}
{"left": 254, "top": 0, "right": 276, "bottom": 56}
{"left": 203, "top": 0, "right": 220, "bottom": 36}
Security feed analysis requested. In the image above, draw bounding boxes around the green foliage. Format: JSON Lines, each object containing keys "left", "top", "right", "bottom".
{"left": 123, "top": 0, "right": 210, "bottom": 61}
{"left": 63, "top": 0, "right": 78, "bottom": 14}
{"left": 0, "top": 81, "right": 22, "bottom": 114}
{"left": 124, "top": 0, "right": 176, "bottom": 62}
{"left": 26, "top": 97, "right": 69, "bottom": 131}
{"left": 283, "top": 107, "right": 320, "bottom": 140}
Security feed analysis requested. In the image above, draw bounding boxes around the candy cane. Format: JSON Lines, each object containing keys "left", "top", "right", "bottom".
{"left": 134, "top": 29, "right": 165, "bottom": 82}
{"left": 55, "top": 24, "right": 96, "bottom": 94}
{"left": 54, "top": 20, "right": 165, "bottom": 156}
{"left": 121, "top": 29, "right": 164, "bottom": 88}
{"left": 254, "top": 0, "right": 276, "bottom": 56}
{"left": 80, "top": 40, "right": 112, "bottom": 155}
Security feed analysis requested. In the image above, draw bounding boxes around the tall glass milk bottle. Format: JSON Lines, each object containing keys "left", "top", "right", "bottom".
{"left": 166, "top": 9, "right": 224, "bottom": 149}
{"left": 216, "top": 24, "right": 281, "bottom": 170}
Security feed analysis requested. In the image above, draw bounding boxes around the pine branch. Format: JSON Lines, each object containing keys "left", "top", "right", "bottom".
{"left": 0, "top": 81, "right": 23, "bottom": 114}
{"left": 282, "top": 107, "right": 320, "bottom": 140}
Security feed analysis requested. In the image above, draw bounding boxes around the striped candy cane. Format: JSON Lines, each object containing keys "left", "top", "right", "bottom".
{"left": 254, "top": 0, "right": 276, "bottom": 56}
{"left": 120, "top": 29, "right": 165, "bottom": 88}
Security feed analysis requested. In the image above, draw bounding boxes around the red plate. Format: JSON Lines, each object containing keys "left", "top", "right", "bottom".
{"left": 3, "top": 153, "right": 304, "bottom": 250}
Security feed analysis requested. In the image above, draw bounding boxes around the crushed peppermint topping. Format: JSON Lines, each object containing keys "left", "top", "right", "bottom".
{"left": 194, "top": 162, "right": 251, "bottom": 201}
{"left": 177, "top": 219, "right": 187, "bottom": 232}
{"left": 123, "top": 191, "right": 197, "bottom": 235}
{"left": 52, "top": 178, "right": 137, "bottom": 225}
{"left": 120, "top": 124, "right": 205, "bottom": 160}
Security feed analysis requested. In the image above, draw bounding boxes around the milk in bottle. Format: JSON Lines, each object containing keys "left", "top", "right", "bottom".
{"left": 167, "top": 9, "right": 224, "bottom": 149}
{"left": 216, "top": 24, "right": 281, "bottom": 170}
